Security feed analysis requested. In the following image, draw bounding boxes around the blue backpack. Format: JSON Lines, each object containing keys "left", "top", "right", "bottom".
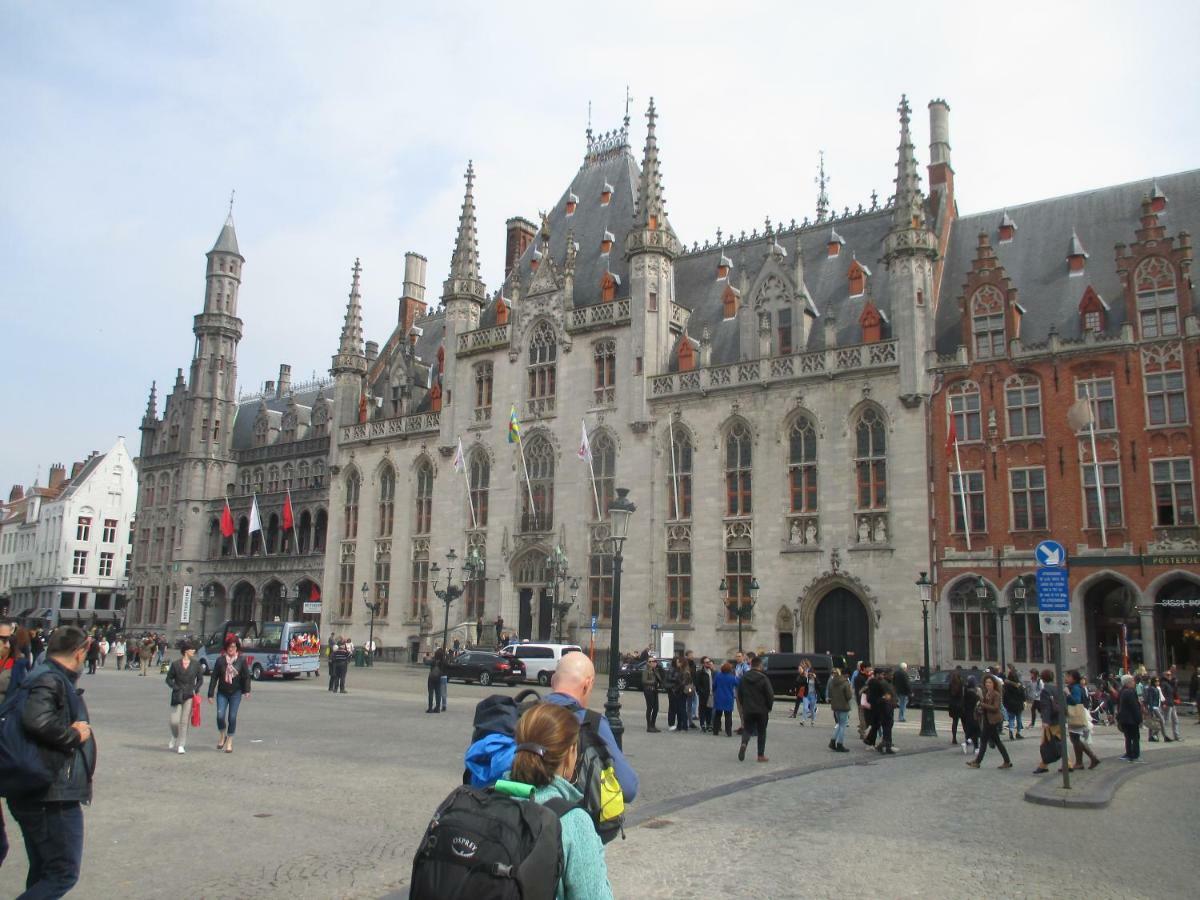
{"left": 0, "top": 664, "right": 74, "bottom": 797}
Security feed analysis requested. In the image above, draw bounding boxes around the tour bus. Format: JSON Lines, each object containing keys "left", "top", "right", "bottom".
{"left": 200, "top": 619, "right": 321, "bottom": 680}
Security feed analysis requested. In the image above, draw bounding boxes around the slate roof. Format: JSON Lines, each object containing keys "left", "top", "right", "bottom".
{"left": 230, "top": 385, "right": 329, "bottom": 450}
{"left": 56, "top": 453, "right": 106, "bottom": 500}
{"left": 935, "top": 169, "right": 1200, "bottom": 355}
{"left": 211, "top": 213, "right": 241, "bottom": 256}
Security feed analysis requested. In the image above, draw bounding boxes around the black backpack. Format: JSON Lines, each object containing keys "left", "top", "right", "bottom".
{"left": 409, "top": 784, "right": 576, "bottom": 900}
{"left": 565, "top": 703, "right": 625, "bottom": 845}
{"left": 0, "top": 664, "right": 76, "bottom": 798}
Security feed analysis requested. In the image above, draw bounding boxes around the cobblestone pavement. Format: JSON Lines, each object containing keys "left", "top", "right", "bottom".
{"left": 1, "top": 662, "right": 1192, "bottom": 899}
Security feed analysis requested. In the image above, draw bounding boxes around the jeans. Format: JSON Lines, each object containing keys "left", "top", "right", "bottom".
{"left": 439, "top": 676, "right": 448, "bottom": 710}
{"left": 699, "top": 702, "right": 713, "bottom": 731}
{"left": 427, "top": 683, "right": 440, "bottom": 711}
{"left": 712, "top": 709, "right": 732, "bottom": 736}
{"left": 805, "top": 693, "right": 818, "bottom": 722}
{"left": 7, "top": 799, "right": 84, "bottom": 899}
{"left": 169, "top": 698, "right": 193, "bottom": 748}
{"left": 973, "top": 721, "right": 1011, "bottom": 765}
{"left": 742, "top": 713, "right": 768, "bottom": 756}
{"left": 1121, "top": 721, "right": 1141, "bottom": 759}
{"left": 688, "top": 691, "right": 698, "bottom": 721}
{"left": 643, "top": 690, "right": 659, "bottom": 729}
{"left": 1005, "top": 709, "right": 1022, "bottom": 734}
{"left": 668, "top": 693, "right": 689, "bottom": 730}
{"left": 897, "top": 694, "right": 908, "bottom": 722}
{"left": 833, "top": 710, "right": 849, "bottom": 746}
{"left": 215, "top": 691, "right": 243, "bottom": 735}
{"left": 1163, "top": 705, "right": 1180, "bottom": 740}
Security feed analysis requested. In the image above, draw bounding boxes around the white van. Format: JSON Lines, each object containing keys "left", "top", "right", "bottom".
{"left": 499, "top": 642, "right": 583, "bottom": 686}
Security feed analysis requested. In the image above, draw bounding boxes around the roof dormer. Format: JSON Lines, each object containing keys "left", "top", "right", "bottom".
{"left": 1149, "top": 180, "right": 1167, "bottom": 214}
{"left": 600, "top": 181, "right": 613, "bottom": 206}
{"left": 827, "top": 227, "right": 845, "bottom": 258}
{"left": 1067, "top": 229, "right": 1088, "bottom": 275}
{"left": 1078, "top": 284, "right": 1108, "bottom": 334}
{"left": 600, "top": 229, "right": 614, "bottom": 255}
{"left": 722, "top": 283, "right": 740, "bottom": 319}
{"left": 717, "top": 254, "right": 732, "bottom": 280}
{"left": 859, "top": 299, "right": 885, "bottom": 343}
{"left": 848, "top": 256, "right": 870, "bottom": 298}
{"left": 600, "top": 271, "right": 620, "bottom": 303}
{"left": 565, "top": 192, "right": 578, "bottom": 216}
{"left": 998, "top": 211, "right": 1016, "bottom": 244}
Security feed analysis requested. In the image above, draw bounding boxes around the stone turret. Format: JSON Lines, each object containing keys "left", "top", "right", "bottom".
{"left": 331, "top": 259, "right": 368, "bottom": 427}
{"left": 441, "top": 161, "right": 487, "bottom": 330}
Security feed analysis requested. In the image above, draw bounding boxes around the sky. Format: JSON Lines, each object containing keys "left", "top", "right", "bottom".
{"left": 2, "top": 0, "right": 1198, "bottom": 487}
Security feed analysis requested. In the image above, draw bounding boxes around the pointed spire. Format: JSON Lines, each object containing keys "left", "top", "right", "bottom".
{"left": 443, "top": 162, "right": 487, "bottom": 306}
{"left": 891, "top": 95, "right": 924, "bottom": 229}
{"left": 332, "top": 258, "right": 368, "bottom": 376}
{"left": 635, "top": 98, "right": 666, "bottom": 228}
{"left": 210, "top": 209, "right": 241, "bottom": 257}
{"left": 815, "top": 151, "right": 831, "bottom": 221}
{"left": 143, "top": 381, "right": 158, "bottom": 423}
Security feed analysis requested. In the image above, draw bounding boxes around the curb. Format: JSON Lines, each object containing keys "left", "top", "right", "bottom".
{"left": 1023, "top": 747, "right": 1200, "bottom": 809}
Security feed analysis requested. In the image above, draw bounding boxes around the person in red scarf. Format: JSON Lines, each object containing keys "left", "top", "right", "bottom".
{"left": 207, "top": 635, "right": 252, "bottom": 753}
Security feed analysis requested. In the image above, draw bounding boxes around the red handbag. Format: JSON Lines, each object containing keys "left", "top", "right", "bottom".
{"left": 191, "top": 694, "right": 202, "bottom": 728}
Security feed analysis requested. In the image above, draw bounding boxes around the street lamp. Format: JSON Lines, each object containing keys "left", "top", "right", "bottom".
{"left": 432, "top": 548, "right": 480, "bottom": 652}
{"left": 915, "top": 572, "right": 937, "bottom": 737}
{"left": 277, "top": 584, "right": 289, "bottom": 622}
{"left": 361, "top": 582, "right": 381, "bottom": 667}
{"left": 721, "top": 575, "right": 760, "bottom": 652}
{"left": 604, "top": 487, "right": 635, "bottom": 751}
{"left": 977, "top": 575, "right": 1008, "bottom": 672}
{"left": 546, "top": 545, "right": 573, "bottom": 643}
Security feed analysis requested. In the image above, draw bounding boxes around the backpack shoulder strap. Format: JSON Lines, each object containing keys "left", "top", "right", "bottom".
{"left": 541, "top": 797, "right": 582, "bottom": 819}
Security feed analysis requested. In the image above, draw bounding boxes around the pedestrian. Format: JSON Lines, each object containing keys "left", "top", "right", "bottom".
{"left": 695, "top": 656, "right": 713, "bottom": 733}
{"left": 894, "top": 662, "right": 911, "bottom": 723}
{"left": 948, "top": 667, "right": 964, "bottom": 745}
{"left": 712, "top": 661, "right": 737, "bottom": 738}
{"left": 1064, "top": 669, "right": 1100, "bottom": 770}
{"left": 6, "top": 626, "right": 97, "bottom": 897}
{"left": 853, "top": 662, "right": 872, "bottom": 741}
{"left": 426, "top": 648, "right": 444, "bottom": 713}
{"left": 97, "top": 636, "right": 109, "bottom": 668}
{"left": 1144, "top": 676, "right": 1168, "bottom": 742}
{"left": 685, "top": 652, "right": 700, "bottom": 726}
{"left": 166, "top": 640, "right": 204, "bottom": 754}
{"left": 864, "top": 668, "right": 897, "bottom": 754}
{"left": 494, "top": 615, "right": 504, "bottom": 647}
{"left": 1189, "top": 668, "right": 1199, "bottom": 704}
{"left": 331, "top": 640, "right": 351, "bottom": 694}
{"left": 789, "top": 663, "right": 806, "bottom": 719}
{"left": 155, "top": 633, "right": 167, "bottom": 667}
{"left": 642, "top": 655, "right": 663, "bottom": 732}
{"left": 207, "top": 635, "right": 252, "bottom": 753}
{"left": 1002, "top": 666, "right": 1025, "bottom": 739}
{"left": 1, "top": 624, "right": 32, "bottom": 700}
{"left": 966, "top": 673, "right": 1012, "bottom": 769}
{"left": 960, "top": 676, "right": 981, "bottom": 754}
{"left": 112, "top": 636, "right": 126, "bottom": 671}
{"left": 139, "top": 635, "right": 156, "bottom": 676}
{"left": 667, "top": 652, "right": 691, "bottom": 732}
{"left": 827, "top": 666, "right": 853, "bottom": 752}
{"left": 1033, "top": 668, "right": 1063, "bottom": 774}
{"left": 1024, "top": 668, "right": 1043, "bottom": 729}
{"left": 85, "top": 637, "right": 101, "bottom": 675}
{"left": 1116, "top": 673, "right": 1142, "bottom": 761}
{"left": 1160, "top": 671, "right": 1181, "bottom": 742}
{"left": 507, "top": 702, "right": 614, "bottom": 899}
{"left": 736, "top": 655, "right": 773, "bottom": 762}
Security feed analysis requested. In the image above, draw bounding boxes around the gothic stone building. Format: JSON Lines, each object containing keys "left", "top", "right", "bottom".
{"left": 319, "top": 97, "right": 948, "bottom": 666}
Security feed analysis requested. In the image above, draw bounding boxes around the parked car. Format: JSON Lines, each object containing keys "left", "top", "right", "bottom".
{"left": 441, "top": 650, "right": 526, "bottom": 686}
{"left": 759, "top": 653, "right": 834, "bottom": 700}
{"left": 616, "top": 657, "right": 674, "bottom": 692}
{"left": 498, "top": 642, "right": 583, "bottom": 685}
{"left": 906, "top": 667, "right": 986, "bottom": 709}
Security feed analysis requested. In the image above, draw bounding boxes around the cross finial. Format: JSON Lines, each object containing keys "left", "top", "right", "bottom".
{"left": 624, "top": 85, "right": 632, "bottom": 128}
{"left": 228, "top": 189, "right": 235, "bottom": 216}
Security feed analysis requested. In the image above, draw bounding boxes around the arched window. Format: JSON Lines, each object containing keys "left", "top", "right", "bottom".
{"left": 312, "top": 459, "right": 325, "bottom": 488}
{"left": 474, "top": 362, "right": 493, "bottom": 418}
{"left": 1005, "top": 374, "right": 1042, "bottom": 438}
{"left": 267, "top": 465, "right": 280, "bottom": 493}
{"left": 236, "top": 517, "right": 249, "bottom": 556}
{"left": 789, "top": 415, "right": 818, "bottom": 513}
{"left": 724, "top": 422, "right": 752, "bottom": 517}
{"left": 523, "top": 435, "right": 555, "bottom": 531}
{"left": 527, "top": 321, "right": 557, "bottom": 408}
{"left": 266, "top": 513, "right": 280, "bottom": 553}
{"left": 158, "top": 473, "right": 171, "bottom": 507}
{"left": 314, "top": 509, "right": 328, "bottom": 552}
{"left": 207, "top": 518, "right": 221, "bottom": 559}
{"left": 374, "top": 541, "right": 391, "bottom": 620}
{"left": 1135, "top": 256, "right": 1178, "bottom": 339}
{"left": 667, "top": 430, "right": 693, "bottom": 520}
{"left": 591, "top": 431, "right": 616, "bottom": 519}
{"left": 469, "top": 451, "right": 489, "bottom": 527}
{"left": 297, "top": 461, "right": 310, "bottom": 489}
{"left": 948, "top": 381, "right": 982, "bottom": 443}
{"left": 344, "top": 471, "right": 360, "bottom": 540}
{"left": 282, "top": 463, "right": 293, "bottom": 491}
{"left": 949, "top": 577, "right": 998, "bottom": 662}
{"left": 593, "top": 340, "right": 616, "bottom": 405}
{"left": 854, "top": 408, "right": 887, "bottom": 510}
{"left": 253, "top": 467, "right": 264, "bottom": 495}
{"left": 378, "top": 466, "right": 395, "bottom": 538}
{"left": 144, "top": 480, "right": 155, "bottom": 507}
{"left": 298, "top": 510, "right": 312, "bottom": 554}
{"left": 414, "top": 460, "right": 433, "bottom": 535}
{"left": 970, "top": 285, "right": 1006, "bottom": 359}
{"left": 239, "top": 470, "right": 251, "bottom": 495}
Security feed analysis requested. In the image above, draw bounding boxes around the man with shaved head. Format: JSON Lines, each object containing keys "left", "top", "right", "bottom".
{"left": 547, "top": 650, "right": 639, "bottom": 803}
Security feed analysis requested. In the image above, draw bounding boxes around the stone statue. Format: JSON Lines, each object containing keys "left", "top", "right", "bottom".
{"left": 790, "top": 520, "right": 802, "bottom": 545}
{"left": 873, "top": 518, "right": 887, "bottom": 543}
{"left": 805, "top": 520, "right": 818, "bottom": 545}
{"left": 858, "top": 518, "right": 870, "bottom": 543}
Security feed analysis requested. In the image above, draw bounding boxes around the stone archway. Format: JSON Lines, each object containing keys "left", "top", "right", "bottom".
{"left": 231, "top": 581, "right": 255, "bottom": 623}
{"left": 775, "top": 606, "right": 795, "bottom": 653}
{"left": 813, "top": 588, "right": 872, "bottom": 667}
{"left": 511, "top": 547, "right": 552, "bottom": 641}
{"left": 798, "top": 570, "right": 878, "bottom": 663}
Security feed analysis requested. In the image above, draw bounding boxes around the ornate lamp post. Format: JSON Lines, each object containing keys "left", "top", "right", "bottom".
{"left": 916, "top": 572, "right": 937, "bottom": 737}
{"left": 604, "top": 487, "right": 635, "bottom": 751}
{"left": 720, "top": 575, "right": 760, "bottom": 652}
{"left": 432, "top": 548, "right": 480, "bottom": 651}
{"left": 199, "top": 585, "right": 215, "bottom": 644}
{"left": 277, "top": 584, "right": 290, "bottom": 622}
{"left": 545, "top": 545, "right": 573, "bottom": 643}
{"left": 361, "top": 582, "right": 380, "bottom": 666}
{"left": 977, "top": 575, "right": 1008, "bottom": 672}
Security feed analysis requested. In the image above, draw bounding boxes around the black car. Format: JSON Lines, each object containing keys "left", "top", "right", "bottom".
{"left": 760, "top": 653, "right": 834, "bottom": 700}
{"left": 441, "top": 650, "right": 526, "bottom": 686}
{"left": 616, "top": 658, "right": 673, "bottom": 692}
{"left": 906, "top": 667, "right": 986, "bottom": 709}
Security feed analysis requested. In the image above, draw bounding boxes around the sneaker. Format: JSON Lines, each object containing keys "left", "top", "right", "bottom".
{"left": 828, "top": 739, "right": 836, "bottom": 750}
{"left": 647, "top": 727, "right": 661, "bottom": 733}
{"left": 834, "top": 744, "right": 849, "bottom": 753}
{"left": 738, "top": 743, "right": 747, "bottom": 762}
{"left": 961, "top": 742, "right": 969, "bottom": 754}
{"left": 884, "top": 747, "right": 896, "bottom": 755}
{"left": 177, "top": 746, "right": 186, "bottom": 754}
{"left": 966, "top": 760, "right": 980, "bottom": 768}
{"left": 997, "top": 762, "right": 1012, "bottom": 769}
{"left": 668, "top": 725, "right": 677, "bottom": 732}
{"left": 1015, "top": 732, "right": 1025, "bottom": 739}
{"left": 756, "top": 756, "right": 769, "bottom": 763}
{"left": 169, "top": 739, "right": 176, "bottom": 750}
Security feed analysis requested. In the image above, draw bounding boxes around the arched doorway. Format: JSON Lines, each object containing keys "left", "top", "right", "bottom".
{"left": 261, "top": 580, "right": 285, "bottom": 623}
{"left": 295, "top": 579, "right": 321, "bottom": 624}
{"left": 231, "top": 582, "right": 255, "bottom": 623}
{"left": 775, "top": 606, "right": 795, "bottom": 653}
{"left": 513, "top": 550, "right": 551, "bottom": 642}
{"left": 1157, "top": 576, "right": 1200, "bottom": 671}
{"left": 813, "top": 588, "right": 870, "bottom": 666}
{"left": 198, "top": 582, "right": 228, "bottom": 639}
{"left": 1082, "top": 576, "right": 1139, "bottom": 675}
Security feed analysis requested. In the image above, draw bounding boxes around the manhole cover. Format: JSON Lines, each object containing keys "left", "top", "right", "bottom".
{"left": 643, "top": 818, "right": 673, "bottom": 829}
{"left": 253, "top": 813, "right": 272, "bottom": 818}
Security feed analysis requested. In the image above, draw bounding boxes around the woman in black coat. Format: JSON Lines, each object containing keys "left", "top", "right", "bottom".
{"left": 207, "top": 635, "right": 252, "bottom": 753}
{"left": 166, "top": 641, "right": 205, "bottom": 753}
{"left": 948, "top": 669, "right": 965, "bottom": 745}
{"left": 960, "top": 676, "right": 981, "bottom": 754}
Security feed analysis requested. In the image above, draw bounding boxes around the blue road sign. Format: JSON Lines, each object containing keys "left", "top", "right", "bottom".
{"left": 1035, "top": 540, "right": 1067, "bottom": 568}
{"left": 1037, "top": 568, "right": 1070, "bottom": 613}
{"left": 590, "top": 615, "right": 597, "bottom": 633}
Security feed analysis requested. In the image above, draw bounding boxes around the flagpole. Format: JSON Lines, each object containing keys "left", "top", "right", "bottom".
{"left": 1084, "top": 383, "right": 1107, "bottom": 548}
{"left": 287, "top": 488, "right": 297, "bottom": 555}
{"left": 459, "top": 439, "right": 478, "bottom": 531}
{"left": 228, "top": 495, "right": 238, "bottom": 559}
{"left": 950, "top": 400, "right": 972, "bottom": 552}
{"left": 668, "top": 415, "right": 681, "bottom": 519}
{"left": 584, "top": 425, "right": 602, "bottom": 521}
{"left": 517, "top": 433, "right": 538, "bottom": 530}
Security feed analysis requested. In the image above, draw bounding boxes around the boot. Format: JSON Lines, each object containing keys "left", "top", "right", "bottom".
{"left": 834, "top": 743, "right": 849, "bottom": 753}
{"left": 828, "top": 739, "right": 836, "bottom": 750}
{"left": 217, "top": 731, "right": 227, "bottom": 751}
{"left": 738, "top": 739, "right": 748, "bottom": 762}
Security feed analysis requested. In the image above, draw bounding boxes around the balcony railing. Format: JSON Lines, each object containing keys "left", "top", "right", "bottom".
{"left": 457, "top": 323, "right": 511, "bottom": 355}
{"left": 567, "top": 299, "right": 630, "bottom": 332}
{"left": 340, "top": 412, "right": 440, "bottom": 445}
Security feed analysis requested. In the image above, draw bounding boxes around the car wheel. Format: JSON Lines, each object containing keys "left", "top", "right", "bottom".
{"left": 617, "top": 676, "right": 628, "bottom": 691}
{"left": 538, "top": 670, "right": 551, "bottom": 686}
{"left": 251, "top": 663, "right": 263, "bottom": 681}
{"left": 480, "top": 671, "right": 492, "bottom": 686}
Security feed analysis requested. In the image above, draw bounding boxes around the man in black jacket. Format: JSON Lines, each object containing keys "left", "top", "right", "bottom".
{"left": 1116, "top": 673, "right": 1143, "bottom": 761}
{"left": 642, "top": 656, "right": 664, "bottom": 732}
{"left": 9, "top": 625, "right": 97, "bottom": 897}
{"left": 736, "top": 656, "right": 774, "bottom": 762}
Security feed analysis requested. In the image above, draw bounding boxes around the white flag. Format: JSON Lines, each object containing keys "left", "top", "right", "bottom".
{"left": 1067, "top": 397, "right": 1094, "bottom": 432}
{"left": 452, "top": 438, "right": 466, "bottom": 473}
{"left": 577, "top": 420, "right": 593, "bottom": 464}
{"left": 248, "top": 494, "right": 263, "bottom": 534}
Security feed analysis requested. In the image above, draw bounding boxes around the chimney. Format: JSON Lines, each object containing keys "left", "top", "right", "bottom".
{"left": 927, "top": 99, "right": 953, "bottom": 195}
{"left": 365, "top": 341, "right": 379, "bottom": 365}
{"left": 400, "top": 251, "right": 428, "bottom": 336}
{"left": 505, "top": 216, "right": 536, "bottom": 279}
{"left": 48, "top": 464, "right": 67, "bottom": 491}
{"left": 264, "top": 380, "right": 275, "bottom": 395}
{"left": 69, "top": 461, "right": 84, "bottom": 480}
{"left": 277, "top": 364, "right": 291, "bottom": 398}
{"left": 8, "top": 484, "right": 23, "bottom": 502}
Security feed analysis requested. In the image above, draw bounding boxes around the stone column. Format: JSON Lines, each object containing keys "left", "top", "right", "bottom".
{"left": 1137, "top": 606, "right": 1158, "bottom": 672}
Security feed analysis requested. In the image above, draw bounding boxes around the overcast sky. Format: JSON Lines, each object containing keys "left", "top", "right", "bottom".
{"left": 2, "top": 1, "right": 1198, "bottom": 487}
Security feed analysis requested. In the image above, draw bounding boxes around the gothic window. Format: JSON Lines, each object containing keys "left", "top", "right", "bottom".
{"left": 282, "top": 463, "right": 293, "bottom": 491}
{"left": 1075, "top": 378, "right": 1116, "bottom": 432}
{"left": 144, "top": 480, "right": 155, "bottom": 507}
{"left": 1145, "top": 371, "right": 1187, "bottom": 426}
{"left": 527, "top": 321, "right": 557, "bottom": 404}
{"left": 158, "top": 472, "right": 171, "bottom": 506}
{"left": 590, "top": 431, "right": 616, "bottom": 519}
{"left": 666, "top": 544, "right": 691, "bottom": 623}
{"left": 970, "top": 285, "right": 1006, "bottom": 359}
{"left": 1009, "top": 468, "right": 1048, "bottom": 531}
{"left": 1005, "top": 374, "right": 1043, "bottom": 438}
{"left": 314, "top": 509, "right": 328, "bottom": 552}
{"left": 723, "top": 548, "right": 753, "bottom": 623}
{"left": 474, "top": 362, "right": 493, "bottom": 416}
{"left": 948, "top": 381, "right": 983, "bottom": 443}
{"left": 854, "top": 408, "right": 887, "bottom": 510}
{"left": 253, "top": 468, "right": 264, "bottom": 495}
{"left": 344, "top": 471, "right": 360, "bottom": 539}
{"left": 950, "top": 471, "right": 986, "bottom": 534}
{"left": 239, "top": 470, "right": 251, "bottom": 495}
{"left": 1083, "top": 462, "right": 1123, "bottom": 529}
{"left": 374, "top": 541, "right": 391, "bottom": 619}
{"left": 410, "top": 545, "right": 429, "bottom": 620}
{"left": 253, "top": 415, "right": 269, "bottom": 447}
{"left": 777, "top": 308, "right": 793, "bottom": 355}
{"left": 470, "top": 451, "right": 490, "bottom": 527}
{"left": 788, "top": 415, "right": 818, "bottom": 513}
{"left": 236, "top": 517, "right": 249, "bottom": 556}
{"left": 266, "top": 513, "right": 280, "bottom": 553}
{"left": 1135, "top": 257, "right": 1179, "bottom": 339}
{"left": 724, "top": 422, "right": 752, "bottom": 517}
{"left": 297, "top": 510, "right": 312, "bottom": 554}
{"left": 168, "top": 416, "right": 180, "bottom": 451}
{"left": 523, "top": 435, "right": 555, "bottom": 531}
{"left": 267, "top": 465, "right": 280, "bottom": 493}
{"left": 1152, "top": 458, "right": 1195, "bottom": 527}
{"left": 297, "top": 461, "right": 310, "bottom": 489}
{"left": 589, "top": 551, "right": 613, "bottom": 622}
{"left": 949, "top": 578, "right": 997, "bottom": 662}
{"left": 464, "top": 558, "right": 486, "bottom": 622}
{"left": 414, "top": 460, "right": 433, "bottom": 535}
{"left": 667, "top": 430, "right": 693, "bottom": 520}
{"left": 378, "top": 465, "right": 395, "bottom": 538}
{"left": 338, "top": 545, "right": 355, "bottom": 620}
{"left": 593, "top": 340, "right": 616, "bottom": 405}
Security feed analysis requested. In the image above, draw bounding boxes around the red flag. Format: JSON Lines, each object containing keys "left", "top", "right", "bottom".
{"left": 282, "top": 489, "right": 295, "bottom": 531}
{"left": 220, "top": 500, "right": 235, "bottom": 538}
{"left": 311, "top": 585, "right": 320, "bottom": 601}
{"left": 945, "top": 413, "right": 958, "bottom": 455}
